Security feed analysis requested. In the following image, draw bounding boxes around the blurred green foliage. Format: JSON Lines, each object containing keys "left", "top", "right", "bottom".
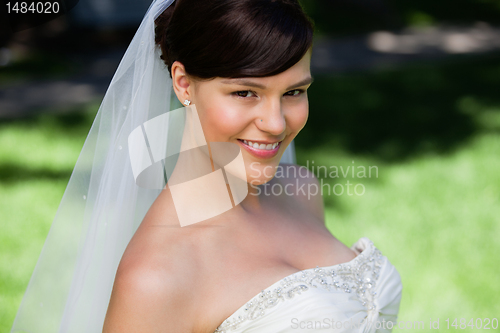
{"left": 301, "top": 54, "right": 500, "bottom": 161}
{"left": 299, "top": 0, "right": 500, "bottom": 36}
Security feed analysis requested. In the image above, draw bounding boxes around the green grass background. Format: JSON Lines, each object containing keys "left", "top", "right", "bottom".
{"left": 1, "top": 55, "right": 500, "bottom": 331}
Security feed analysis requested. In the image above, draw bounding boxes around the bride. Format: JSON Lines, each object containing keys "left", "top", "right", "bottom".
{"left": 11, "top": 0, "right": 402, "bottom": 332}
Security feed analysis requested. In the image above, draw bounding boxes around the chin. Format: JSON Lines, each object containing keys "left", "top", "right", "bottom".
{"left": 245, "top": 159, "right": 281, "bottom": 186}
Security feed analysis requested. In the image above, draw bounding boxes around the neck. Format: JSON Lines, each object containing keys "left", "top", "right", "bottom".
{"left": 235, "top": 180, "right": 277, "bottom": 216}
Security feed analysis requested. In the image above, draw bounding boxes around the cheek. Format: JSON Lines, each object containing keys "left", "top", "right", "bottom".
{"left": 200, "top": 104, "right": 247, "bottom": 141}
{"left": 286, "top": 100, "right": 309, "bottom": 133}
{"left": 193, "top": 88, "right": 226, "bottom": 140}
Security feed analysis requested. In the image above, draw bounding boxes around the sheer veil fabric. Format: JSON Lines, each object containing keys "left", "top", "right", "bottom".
{"left": 11, "top": 0, "right": 297, "bottom": 331}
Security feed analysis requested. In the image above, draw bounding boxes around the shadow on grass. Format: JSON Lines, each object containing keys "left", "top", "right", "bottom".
{"left": 0, "top": 162, "right": 72, "bottom": 183}
{"left": 0, "top": 108, "right": 97, "bottom": 184}
{"left": 0, "top": 107, "right": 95, "bottom": 132}
{"left": 300, "top": 53, "right": 500, "bottom": 162}
{"left": 0, "top": 52, "right": 79, "bottom": 87}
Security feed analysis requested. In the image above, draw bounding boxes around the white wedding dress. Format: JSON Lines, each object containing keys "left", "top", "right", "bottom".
{"left": 214, "top": 238, "right": 402, "bottom": 333}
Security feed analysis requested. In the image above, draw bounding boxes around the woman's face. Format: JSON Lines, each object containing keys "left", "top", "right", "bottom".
{"left": 173, "top": 49, "right": 313, "bottom": 185}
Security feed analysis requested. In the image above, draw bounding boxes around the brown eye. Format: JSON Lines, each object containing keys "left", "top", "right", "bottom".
{"left": 284, "top": 89, "right": 303, "bottom": 97}
{"left": 234, "top": 91, "right": 256, "bottom": 98}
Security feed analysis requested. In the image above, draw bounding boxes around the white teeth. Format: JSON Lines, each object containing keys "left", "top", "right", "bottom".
{"left": 241, "top": 139, "right": 281, "bottom": 150}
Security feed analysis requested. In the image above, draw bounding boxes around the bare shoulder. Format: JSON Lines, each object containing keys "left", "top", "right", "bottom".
{"left": 103, "top": 187, "right": 211, "bottom": 333}
{"left": 274, "top": 163, "right": 325, "bottom": 223}
{"left": 103, "top": 258, "right": 187, "bottom": 332}
{"left": 103, "top": 233, "right": 199, "bottom": 332}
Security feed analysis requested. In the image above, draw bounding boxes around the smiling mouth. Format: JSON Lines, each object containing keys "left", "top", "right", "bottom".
{"left": 238, "top": 139, "right": 283, "bottom": 151}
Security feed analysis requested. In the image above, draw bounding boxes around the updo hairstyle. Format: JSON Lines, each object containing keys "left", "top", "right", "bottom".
{"left": 154, "top": 0, "right": 314, "bottom": 79}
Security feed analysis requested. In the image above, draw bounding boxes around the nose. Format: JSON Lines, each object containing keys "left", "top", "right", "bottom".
{"left": 256, "top": 99, "right": 286, "bottom": 135}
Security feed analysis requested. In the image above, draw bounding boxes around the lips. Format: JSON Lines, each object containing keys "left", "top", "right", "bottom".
{"left": 237, "top": 139, "right": 283, "bottom": 159}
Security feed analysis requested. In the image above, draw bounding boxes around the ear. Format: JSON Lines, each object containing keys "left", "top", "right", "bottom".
{"left": 171, "top": 61, "right": 193, "bottom": 105}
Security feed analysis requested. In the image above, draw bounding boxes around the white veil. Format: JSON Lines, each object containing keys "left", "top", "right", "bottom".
{"left": 11, "top": 0, "right": 297, "bottom": 332}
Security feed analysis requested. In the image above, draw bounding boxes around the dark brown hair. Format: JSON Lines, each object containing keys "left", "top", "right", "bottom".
{"left": 155, "top": 0, "right": 314, "bottom": 79}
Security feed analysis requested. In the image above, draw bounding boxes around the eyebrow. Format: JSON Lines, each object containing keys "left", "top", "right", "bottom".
{"left": 221, "top": 76, "right": 314, "bottom": 91}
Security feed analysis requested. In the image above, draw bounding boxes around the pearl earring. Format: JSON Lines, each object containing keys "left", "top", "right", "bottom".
{"left": 184, "top": 100, "right": 191, "bottom": 106}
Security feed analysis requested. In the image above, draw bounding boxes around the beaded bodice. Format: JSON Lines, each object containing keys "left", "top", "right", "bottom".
{"left": 214, "top": 238, "right": 402, "bottom": 333}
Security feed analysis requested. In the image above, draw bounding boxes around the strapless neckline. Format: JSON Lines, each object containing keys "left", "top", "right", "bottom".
{"left": 215, "top": 237, "right": 381, "bottom": 332}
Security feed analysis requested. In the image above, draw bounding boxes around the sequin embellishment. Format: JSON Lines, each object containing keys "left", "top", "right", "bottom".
{"left": 215, "top": 240, "right": 384, "bottom": 332}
